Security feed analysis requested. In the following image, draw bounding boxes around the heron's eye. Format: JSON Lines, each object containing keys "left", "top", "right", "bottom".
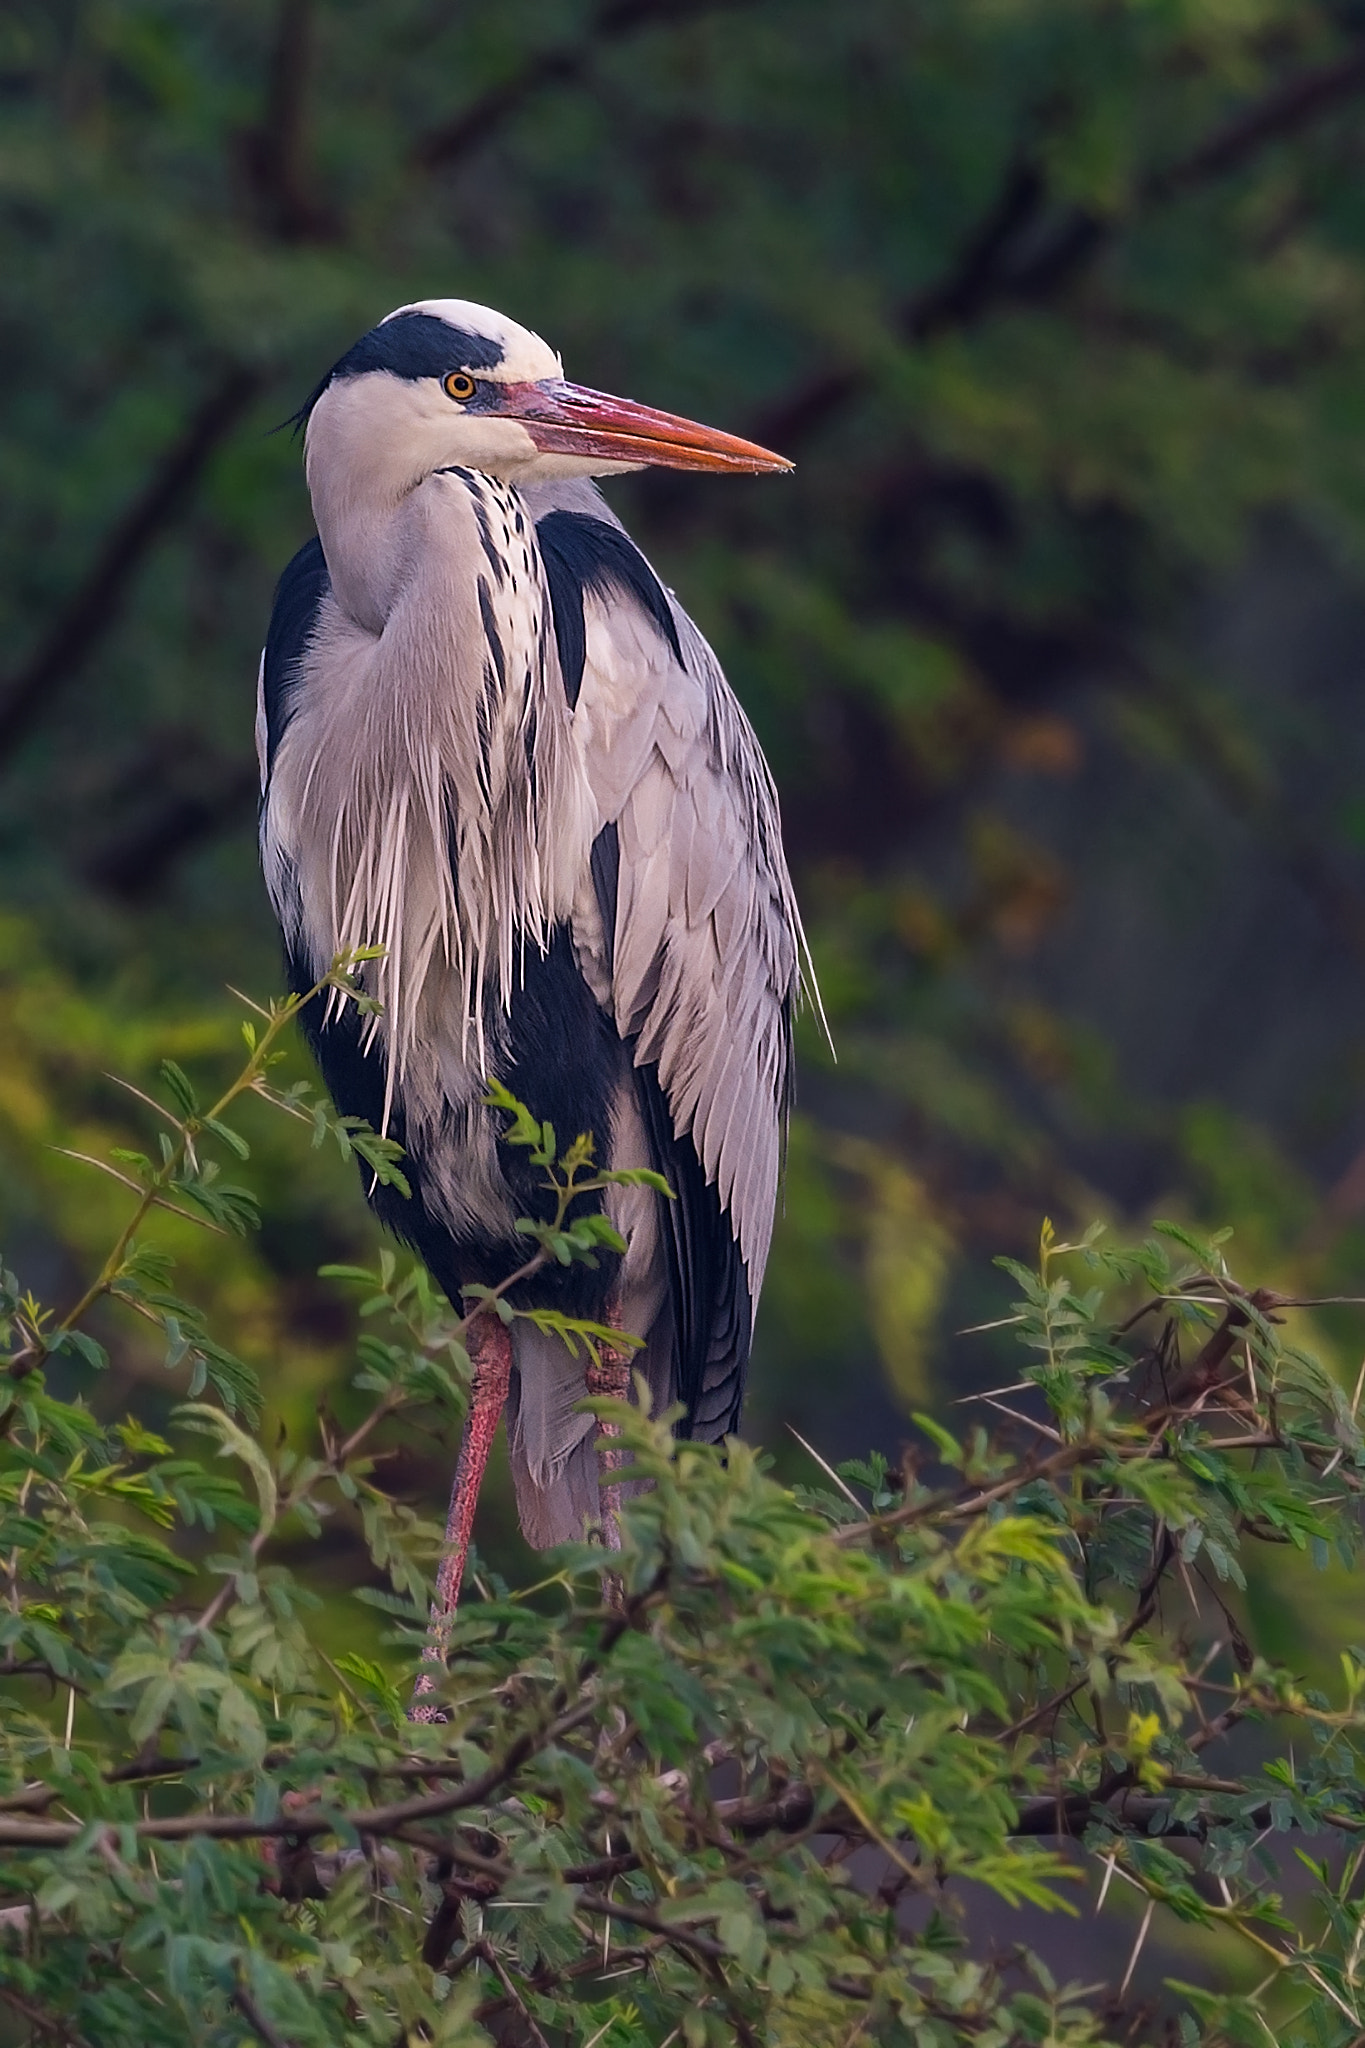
{"left": 444, "top": 371, "right": 477, "bottom": 402}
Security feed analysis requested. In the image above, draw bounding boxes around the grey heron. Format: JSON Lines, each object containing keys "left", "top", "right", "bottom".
{"left": 256, "top": 300, "right": 810, "bottom": 1699}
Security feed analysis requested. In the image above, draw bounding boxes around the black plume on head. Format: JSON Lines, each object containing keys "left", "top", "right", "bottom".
{"left": 285, "top": 311, "right": 508, "bottom": 435}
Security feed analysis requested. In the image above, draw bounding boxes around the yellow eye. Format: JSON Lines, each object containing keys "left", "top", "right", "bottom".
{"left": 444, "top": 371, "right": 476, "bottom": 402}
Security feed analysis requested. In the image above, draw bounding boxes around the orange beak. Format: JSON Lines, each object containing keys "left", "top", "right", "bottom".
{"left": 503, "top": 379, "right": 793, "bottom": 475}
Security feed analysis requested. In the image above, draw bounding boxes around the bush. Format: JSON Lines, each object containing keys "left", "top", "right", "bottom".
{"left": 1, "top": 970, "right": 1364, "bottom": 2046}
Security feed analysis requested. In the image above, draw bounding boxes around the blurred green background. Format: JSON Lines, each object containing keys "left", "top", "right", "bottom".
{"left": 7, "top": 0, "right": 1365, "bottom": 1550}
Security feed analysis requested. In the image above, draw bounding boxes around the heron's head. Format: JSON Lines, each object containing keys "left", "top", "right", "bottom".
{"left": 299, "top": 298, "right": 792, "bottom": 503}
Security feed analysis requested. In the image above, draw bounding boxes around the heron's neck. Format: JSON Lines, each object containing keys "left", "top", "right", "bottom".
{"left": 308, "top": 467, "right": 428, "bottom": 636}
{"left": 303, "top": 379, "right": 466, "bottom": 631}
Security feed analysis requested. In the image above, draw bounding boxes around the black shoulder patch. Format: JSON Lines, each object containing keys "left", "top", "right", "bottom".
{"left": 589, "top": 820, "right": 749, "bottom": 1433}
{"left": 289, "top": 311, "right": 507, "bottom": 430}
{"left": 535, "top": 512, "right": 684, "bottom": 709}
{"left": 589, "top": 820, "right": 620, "bottom": 975}
{"left": 633, "top": 1058, "right": 751, "bottom": 1442}
{"left": 262, "top": 537, "right": 329, "bottom": 772}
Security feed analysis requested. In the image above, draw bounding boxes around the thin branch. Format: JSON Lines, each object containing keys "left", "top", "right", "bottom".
{"left": 414, "top": 0, "right": 752, "bottom": 170}
{"left": 831, "top": 1438, "right": 1100, "bottom": 1545}
{"left": 1150, "top": 42, "right": 1365, "bottom": 199}
{"left": 49, "top": 1149, "right": 228, "bottom": 1234}
{"left": 88, "top": 757, "right": 259, "bottom": 902}
{"left": 1162, "top": 1289, "right": 1286, "bottom": 1405}
{"left": 231, "top": 1982, "right": 295, "bottom": 2048}
{"left": 469, "top": 1939, "right": 666, "bottom": 2030}
{"left": 0, "top": 1782, "right": 61, "bottom": 1814}
{"left": 573, "top": 1889, "right": 730, "bottom": 1962}
{"left": 0, "top": 1982, "right": 95, "bottom": 2048}
{"left": 751, "top": 37, "right": 1365, "bottom": 455}
{"left": 57, "top": 969, "right": 344, "bottom": 1345}
{"left": 975, "top": 1396, "right": 1062, "bottom": 1444}
{"left": 0, "top": 1700, "right": 602, "bottom": 1850}
{"left": 238, "top": 0, "right": 336, "bottom": 241}
{"left": 1188, "top": 1701, "right": 1251, "bottom": 1756}
{"left": 786, "top": 1424, "right": 864, "bottom": 1506}
{"left": 999, "top": 1525, "right": 1175, "bottom": 1743}
{"left": 104, "top": 1074, "right": 184, "bottom": 1130}
{"left": 481, "top": 1948, "right": 553, "bottom": 2048}
{"left": 0, "top": 367, "right": 260, "bottom": 764}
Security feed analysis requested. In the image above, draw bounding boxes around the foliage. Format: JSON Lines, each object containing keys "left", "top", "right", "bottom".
{"left": 12, "top": 1, "right": 1365, "bottom": 1458}
{"left": 9, "top": 3, "right": 1365, "bottom": 2036}
{"left": 0, "top": 995, "right": 1363, "bottom": 2043}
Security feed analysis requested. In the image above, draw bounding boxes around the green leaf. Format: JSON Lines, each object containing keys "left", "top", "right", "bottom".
{"left": 203, "top": 1116, "right": 250, "bottom": 1161}
{"left": 49, "top": 1329, "right": 108, "bottom": 1372}
{"left": 159, "top": 1060, "right": 200, "bottom": 1118}
{"left": 175, "top": 1404, "right": 275, "bottom": 1537}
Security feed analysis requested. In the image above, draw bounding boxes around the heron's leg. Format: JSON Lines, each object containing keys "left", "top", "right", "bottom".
{"left": 409, "top": 1310, "right": 512, "bottom": 1722}
{"left": 585, "top": 1305, "right": 633, "bottom": 1554}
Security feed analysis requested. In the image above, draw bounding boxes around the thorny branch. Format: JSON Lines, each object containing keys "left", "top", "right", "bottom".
{"left": 1, "top": 998, "right": 1362, "bottom": 2042}
{"left": 51, "top": 965, "right": 350, "bottom": 1344}
{"left": 7, "top": 1219, "right": 1350, "bottom": 1902}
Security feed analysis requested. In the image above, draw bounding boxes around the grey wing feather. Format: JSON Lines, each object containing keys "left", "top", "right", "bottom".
{"left": 569, "top": 549, "right": 808, "bottom": 1307}
{"left": 517, "top": 475, "right": 814, "bottom": 1455}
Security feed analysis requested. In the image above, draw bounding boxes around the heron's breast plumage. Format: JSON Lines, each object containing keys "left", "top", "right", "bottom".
{"left": 260, "top": 467, "right": 597, "bottom": 1237}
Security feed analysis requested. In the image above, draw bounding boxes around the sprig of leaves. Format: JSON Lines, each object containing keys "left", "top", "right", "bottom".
{"left": 3, "top": 1002, "right": 1365, "bottom": 2043}
{"left": 20, "top": 952, "right": 405, "bottom": 1420}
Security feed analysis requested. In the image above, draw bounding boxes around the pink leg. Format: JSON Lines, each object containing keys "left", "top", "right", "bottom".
{"left": 585, "top": 1309, "right": 633, "bottom": 1554}
{"left": 410, "top": 1311, "right": 513, "bottom": 1722}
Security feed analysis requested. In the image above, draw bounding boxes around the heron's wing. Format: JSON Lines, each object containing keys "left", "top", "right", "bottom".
{"left": 585, "top": 584, "right": 801, "bottom": 1283}
{"left": 533, "top": 499, "right": 803, "bottom": 1439}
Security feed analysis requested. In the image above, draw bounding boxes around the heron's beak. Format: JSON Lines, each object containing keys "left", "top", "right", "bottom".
{"left": 506, "top": 380, "right": 793, "bottom": 475}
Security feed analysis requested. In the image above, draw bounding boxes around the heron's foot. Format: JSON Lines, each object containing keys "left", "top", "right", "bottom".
{"left": 407, "top": 1681, "right": 447, "bottom": 1726}
{"left": 407, "top": 1309, "right": 513, "bottom": 1722}
{"left": 584, "top": 1348, "right": 632, "bottom": 1403}
{"left": 586, "top": 1332, "right": 633, "bottom": 1559}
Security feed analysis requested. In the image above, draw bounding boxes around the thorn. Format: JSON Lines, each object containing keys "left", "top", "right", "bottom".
{"left": 786, "top": 1425, "right": 863, "bottom": 1507}
{"left": 1192, "top": 1637, "right": 1224, "bottom": 1681}
{"left": 976, "top": 1396, "right": 1062, "bottom": 1444}
{"left": 601, "top": 1829, "right": 612, "bottom": 1969}
{"left": 225, "top": 984, "right": 271, "bottom": 1018}
{"left": 1177, "top": 1552, "right": 1201, "bottom": 1618}
{"left": 104, "top": 1074, "right": 183, "bottom": 1128}
{"left": 1118, "top": 1896, "right": 1155, "bottom": 2000}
